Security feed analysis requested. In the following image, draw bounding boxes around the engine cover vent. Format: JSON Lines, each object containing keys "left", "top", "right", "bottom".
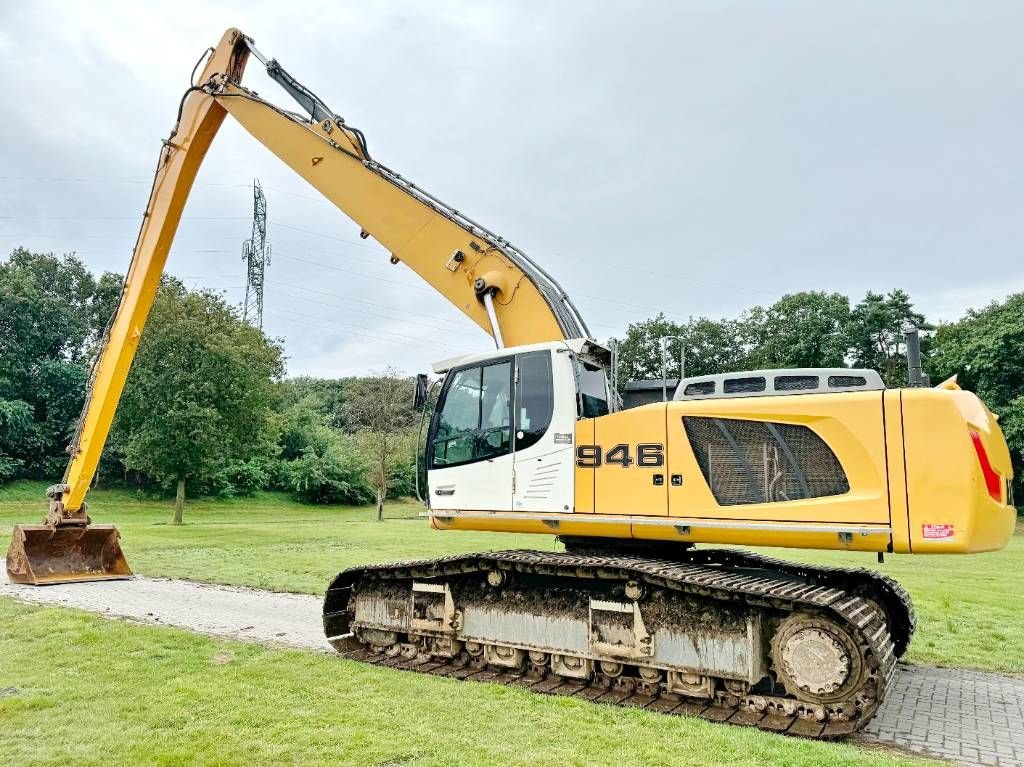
{"left": 673, "top": 368, "right": 884, "bottom": 401}
{"left": 683, "top": 416, "right": 849, "bottom": 506}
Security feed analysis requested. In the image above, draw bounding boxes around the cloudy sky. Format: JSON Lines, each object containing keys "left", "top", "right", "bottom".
{"left": 1, "top": 1, "right": 1021, "bottom": 377}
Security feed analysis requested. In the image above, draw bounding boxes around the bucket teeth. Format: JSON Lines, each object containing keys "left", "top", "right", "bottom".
{"left": 5, "top": 524, "right": 132, "bottom": 585}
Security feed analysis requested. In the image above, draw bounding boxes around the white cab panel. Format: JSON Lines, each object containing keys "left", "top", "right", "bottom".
{"left": 513, "top": 349, "right": 577, "bottom": 513}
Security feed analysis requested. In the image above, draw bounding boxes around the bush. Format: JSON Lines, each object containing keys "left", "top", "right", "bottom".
{"left": 205, "top": 459, "right": 271, "bottom": 499}
{"left": 287, "top": 443, "right": 374, "bottom": 505}
{"left": 386, "top": 454, "right": 419, "bottom": 500}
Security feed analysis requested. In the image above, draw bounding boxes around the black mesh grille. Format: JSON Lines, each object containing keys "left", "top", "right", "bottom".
{"left": 684, "top": 381, "right": 715, "bottom": 396}
{"left": 683, "top": 416, "right": 849, "bottom": 505}
{"left": 724, "top": 376, "right": 766, "bottom": 394}
{"left": 828, "top": 375, "right": 867, "bottom": 388}
{"left": 775, "top": 375, "right": 819, "bottom": 391}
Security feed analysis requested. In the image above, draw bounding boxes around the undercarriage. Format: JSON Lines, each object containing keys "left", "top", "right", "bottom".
{"left": 323, "top": 547, "right": 914, "bottom": 739}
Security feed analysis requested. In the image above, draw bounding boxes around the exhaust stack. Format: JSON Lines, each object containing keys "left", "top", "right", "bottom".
{"left": 903, "top": 323, "right": 927, "bottom": 388}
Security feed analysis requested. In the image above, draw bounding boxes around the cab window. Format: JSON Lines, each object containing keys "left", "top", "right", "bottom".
{"left": 431, "top": 360, "right": 512, "bottom": 467}
{"left": 575, "top": 359, "right": 610, "bottom": 418}
{"left": 515, "top": 351, "right": 553, "bottom": 451}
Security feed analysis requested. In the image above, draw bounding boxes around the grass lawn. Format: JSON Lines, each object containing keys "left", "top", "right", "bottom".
{"left": 2, "top": 481, "right": 1022, "bottom": 675}
{"left": 0, "top": 598, "right": 938, "bottom": 767}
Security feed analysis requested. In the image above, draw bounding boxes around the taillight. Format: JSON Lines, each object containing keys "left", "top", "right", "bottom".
{"left": 970, "top": 430, "right": 1003, "bottom": 502}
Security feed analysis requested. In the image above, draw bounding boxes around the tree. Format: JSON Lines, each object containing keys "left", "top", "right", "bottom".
{"left": 746, "top": 291, "right": 851, "bottom": 369}
{"left": 0, "top": 399, "right": 32, "bottom": 482}
{"left": 110, "top": 279, "right": 284, "bottom": 524}
{"left": 616, "top": 313, "right": 751, "bottom": 388}
{"left": 928, "top": 293, "right": 1024, "bottom": 506}
{"left": 848, "top": 290, "right": 929, "bottom": 386}
{"left": 342, "top": 370, "right": 417, "bottom": 520}
{"left": 279, "top": 376, "right": 349, "bottom": 429}
{"left": 0, "top": 249, "right": 117, "bottom": 478}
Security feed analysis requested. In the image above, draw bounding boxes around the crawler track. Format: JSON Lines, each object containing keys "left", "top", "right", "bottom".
{"left": 325, "top": 550, "right": 908, "bottom": 739}
{"left": 560, "top": 544, "right": 917, "bottom": 659}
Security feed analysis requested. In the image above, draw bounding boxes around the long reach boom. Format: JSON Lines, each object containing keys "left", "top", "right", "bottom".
{"left": 7, "top": 28, "right": 588, "bottom": 583}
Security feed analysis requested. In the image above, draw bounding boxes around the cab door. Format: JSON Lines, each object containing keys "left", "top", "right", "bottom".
{"left": 512, "top": 350, "right": 576, "bottom": 513}
{"left": 427, "top": 358, "right": 514, "bottom": 511}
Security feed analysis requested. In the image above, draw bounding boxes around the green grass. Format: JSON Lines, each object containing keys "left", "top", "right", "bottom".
{"left": 0, "top": 598, "right": 937, "bottom": 767}
{"left": 2, "top": 480, "right": 1022, "bottom": 674}
{"left": 0, "top": 482, "right": 552, "bottom": 593}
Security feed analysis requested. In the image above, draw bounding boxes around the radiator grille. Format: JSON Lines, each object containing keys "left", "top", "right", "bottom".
{"left": 683, "top": 416, "right": 849, "bottom": 505}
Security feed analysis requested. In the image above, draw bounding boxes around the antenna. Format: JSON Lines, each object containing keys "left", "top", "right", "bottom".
{"left": 242, "top": 179, "right": 271, "bottom": 329}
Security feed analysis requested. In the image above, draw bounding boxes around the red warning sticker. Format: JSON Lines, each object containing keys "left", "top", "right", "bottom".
{"left": 922, "top": 524, "right": 955, "bottom": 540}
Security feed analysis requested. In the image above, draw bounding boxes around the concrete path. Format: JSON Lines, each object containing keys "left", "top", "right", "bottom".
{"left": 3, "top": 566, "right": 1022, "bottom": 767}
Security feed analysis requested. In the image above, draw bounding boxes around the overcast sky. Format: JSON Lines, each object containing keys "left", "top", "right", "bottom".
{"left": 1, "top": 1, "right": 1021, "bottom": 378}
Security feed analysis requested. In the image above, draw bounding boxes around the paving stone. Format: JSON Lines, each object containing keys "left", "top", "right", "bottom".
{"left": 863, "top": 663, "right": 1024, "bottom": 766}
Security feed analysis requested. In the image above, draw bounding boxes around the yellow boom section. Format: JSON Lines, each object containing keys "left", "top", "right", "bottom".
{"left": 59, "top": 28, "right": 586, "bottom": 513}
{"left": 60, "top": 31, "right": 250, "bottom": 512}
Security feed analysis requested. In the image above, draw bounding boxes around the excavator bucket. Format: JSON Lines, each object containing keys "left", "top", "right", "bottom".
{"left": 6, "top": 523, "right": 132, "bottom": 585}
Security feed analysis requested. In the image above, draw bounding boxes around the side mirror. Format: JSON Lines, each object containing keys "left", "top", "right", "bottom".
{"left": 413, "top": 373, "right": 429, "bottom": 411}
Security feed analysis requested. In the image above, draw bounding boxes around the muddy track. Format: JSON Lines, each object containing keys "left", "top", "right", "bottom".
{"left": 327, "top": 550, "right": 899, "bottom": 739}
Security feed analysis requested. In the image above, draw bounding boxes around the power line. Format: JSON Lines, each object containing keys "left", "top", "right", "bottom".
{"left": 275, "top": 252, "right": 436, "bottom": 292}
{"left": 273, "top": 221, "right": 385, "bottom": 251}
{"left": 272, "top": 285, "right": 483, "bottom": 340}
{"left": 0, "top": 210, "right": 771, "bottom": 323}
{"left": 0, "top": 215, "right": 249, "bottom": 221}
{"left": 263, "top": 307, "right": 469, "bottom": 354}
{"left": 0, "top": 208, "right": 775, "bottom": 298}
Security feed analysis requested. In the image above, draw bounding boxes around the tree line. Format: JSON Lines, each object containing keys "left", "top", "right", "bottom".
{"left": 617, "top": 290, "right": 928, "bottom": 386}
{"left": 0, "top": 249, "right": 419, "bottom": 522}
{"left": 2, "top": 248, "right": 1021, "bottom": 516}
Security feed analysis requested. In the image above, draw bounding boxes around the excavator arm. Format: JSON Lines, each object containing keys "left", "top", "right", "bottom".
{"left": 5, "top": 27, "right": 589, "bottom": 584}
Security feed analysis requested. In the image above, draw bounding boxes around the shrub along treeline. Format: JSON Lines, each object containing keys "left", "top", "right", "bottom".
{"left": 1, "top": 248, "right": 1021, "bottom": 513}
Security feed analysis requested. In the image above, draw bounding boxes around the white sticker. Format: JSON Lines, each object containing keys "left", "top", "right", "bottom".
{"left": 922, "top": 524, "right": 955, "bottom": 540}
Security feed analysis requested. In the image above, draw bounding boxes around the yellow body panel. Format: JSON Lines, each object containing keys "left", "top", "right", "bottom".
{"left": 664, "top": 392, "right": 889, "bottom": 525}
{"left": 901, "top": 388, "right": 1016, "bottom": 553}
{"left": 433, "top": 513, "right": 890, "bottom": 552}
{"left": 438, "top": 387, "right": 1015, "bottom": 555}
{"left": 628, "top": 520, "right": 890, "bottom": 551}
{"left": 593, "top": 406, "right": 668, "bottom": 516}
{"left": 883, "top": 390, "right": 912, "bottom": 553}
{"left": 573, "top": 419, "right": 596, "bottom": 513}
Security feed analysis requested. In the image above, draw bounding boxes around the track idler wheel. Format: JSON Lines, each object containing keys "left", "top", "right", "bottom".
{"left": 770, "top": 614, "right": 865, "bottom": 707}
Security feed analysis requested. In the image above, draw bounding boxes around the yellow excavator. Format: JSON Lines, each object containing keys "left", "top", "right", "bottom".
{"left": 7, "top": 29, "right": 1016, "bottom": 738}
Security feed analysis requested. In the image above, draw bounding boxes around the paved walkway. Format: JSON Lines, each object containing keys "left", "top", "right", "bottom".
{"left": 3, "top": 566, "right": 1022, "bottom": 766}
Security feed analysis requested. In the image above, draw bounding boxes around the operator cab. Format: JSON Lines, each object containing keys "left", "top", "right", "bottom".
{"left": 422, "top": 339, "right": 611, "bottom": 512}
